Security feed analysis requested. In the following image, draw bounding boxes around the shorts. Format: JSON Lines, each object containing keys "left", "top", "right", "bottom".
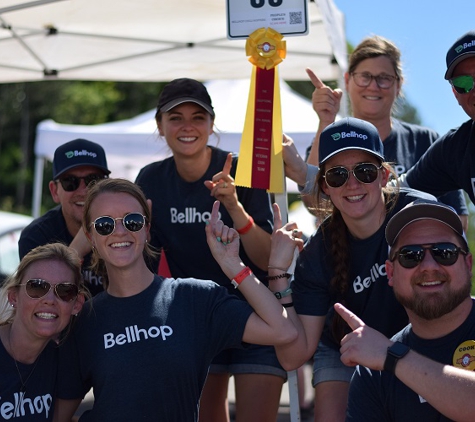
{"left": 312, "top": 341, "right": 355, "bottom": 387}
{"left": 209, "top": 344, "right": 287, "bottom": 380}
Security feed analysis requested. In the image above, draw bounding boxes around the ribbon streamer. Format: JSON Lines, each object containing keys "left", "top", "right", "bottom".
{"left": 235, "top": 27, "right": 286, "bottom": 193}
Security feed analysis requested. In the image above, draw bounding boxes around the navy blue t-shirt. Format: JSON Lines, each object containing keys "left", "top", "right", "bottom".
{"left": 135, "top": 146, "right": 273, "bottom": 293}
{"left": 347, "top": 300, "right": 475, "bottom": 421}
{"left": 292, "top": 188, "right": 436, "bottom": 350}
{"left": 406, "top": 119, "right": 475, "bottom": 205}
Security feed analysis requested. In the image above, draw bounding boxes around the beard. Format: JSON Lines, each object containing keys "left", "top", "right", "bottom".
{"left": 394, "top": 269, "right": 472, "bottom": 320}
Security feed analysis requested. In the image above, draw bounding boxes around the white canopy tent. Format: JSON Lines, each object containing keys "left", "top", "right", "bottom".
{"left": 33, "top": 79, "right": 324, "bottom": 216}
{"left": 0, "top": 0, "right": 347, "bottom": 83}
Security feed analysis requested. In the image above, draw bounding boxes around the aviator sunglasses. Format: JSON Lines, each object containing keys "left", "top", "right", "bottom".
{"left": 57, "top": 174, "right": 107, "bottom": 192}
{"left": 323, "top": 163, "right": 382, "bottom": 188}
{"left": 91, "top": 212, "right": 146, "bottom": 236}
{"left": 390, "top": 242, "right": 467, "bottom": 269}
{"left": 450, "top": 75, "right": 475, "bottom": 94}
{"left": 19, "top": 279, "right": 79, "bottom": 302}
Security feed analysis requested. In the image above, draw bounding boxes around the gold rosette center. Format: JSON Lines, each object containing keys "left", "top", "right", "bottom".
{"left": 245, "top": 27, "right": 287, "bottom": 70}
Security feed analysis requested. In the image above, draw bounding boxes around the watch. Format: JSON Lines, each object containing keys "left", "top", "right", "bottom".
{"left": 384, "top": 341, "right": 410, "bottom": 374}
{"left": 274, "top": 287, "right": 292, "bottom": 300}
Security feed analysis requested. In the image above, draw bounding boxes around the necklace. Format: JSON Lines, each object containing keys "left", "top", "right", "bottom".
{"left": 8, "top": 326, "right": 40, "bottom": 393}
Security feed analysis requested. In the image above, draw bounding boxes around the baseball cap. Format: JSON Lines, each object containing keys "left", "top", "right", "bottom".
{"left": 319, "top": 117, "right": 384, "bottom": 166}
{"left": 53, "top": 139, "right": 110, "bottom": 179}
{"left": 385, "top": 198, "right": 467, "bottom": 249}
{"left": 445, "top": 30, "right": 475, "bottom": 79}
{"left": 157, "top": 78, "right": 215, "bottom": 117}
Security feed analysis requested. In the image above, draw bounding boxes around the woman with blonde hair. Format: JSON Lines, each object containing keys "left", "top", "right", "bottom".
{"left": 0, "top": 243, "right": 85, "bottom": 421}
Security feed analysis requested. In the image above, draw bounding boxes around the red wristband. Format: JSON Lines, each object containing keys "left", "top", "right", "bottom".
{"left": 231, "top": 266, "right": 252, "bottom": 288}
{"left": 236, "top": 216, "right": 254, "bottom": 235}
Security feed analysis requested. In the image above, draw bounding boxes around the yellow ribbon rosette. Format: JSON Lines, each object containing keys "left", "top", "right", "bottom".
{"left": 235, "top": 27, "right": 286, "bottom": 193}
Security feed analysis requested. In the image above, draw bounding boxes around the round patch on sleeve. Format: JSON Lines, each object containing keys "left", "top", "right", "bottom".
{"left": 453, "top": 340, "right": 475, "bottom": 370}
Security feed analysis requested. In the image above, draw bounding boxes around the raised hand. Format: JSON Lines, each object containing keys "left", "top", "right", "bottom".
{"left": 306, "top": 68, "right": 343, "bottom": 127}
{"left": 282, "top": 134, "right": 307, "bottom": 186}
{"left": 334, "top": 303, "right": 392, "bottom": 370}
{"left": 204, "top": 152, "right": 238, "bottom": 210}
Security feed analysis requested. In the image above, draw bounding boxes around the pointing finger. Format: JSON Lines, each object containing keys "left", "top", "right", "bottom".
{"left": 222, "top": 153, "right": 233, "bottom": 177}
{"left": 272, "top": 203, "right": 283, "bottom": 232}
{"left": 334, "top": 303, "right": 365, "bottom": 331}
{"left": 306, "top": 68, "right": 325, "bottom": 89}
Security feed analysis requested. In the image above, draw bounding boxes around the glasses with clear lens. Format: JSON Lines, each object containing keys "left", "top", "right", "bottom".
{"left": 450, "top": 75, "right": 475, "bottom": 94}
{"left": 391, "top": 242, "right": 467, "bottom": 269}
{"left": 351, "top": 72, "right": 398, "bottom": 89}
{"left": 324, "top": 163, "right": 382, "bottom": 188}
{"left": 92, "top": 213, "right": 146, "bottom": 236}
{"left": 57, "top": 174, "right": 107, "bottom": 192}
{"left": 20, "top": 279, "right": 79, "bottom": 302}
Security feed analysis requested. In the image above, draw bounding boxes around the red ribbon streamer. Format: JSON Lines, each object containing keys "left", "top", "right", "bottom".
{"left": 251, "top": 67, "right": 275, "bottom": 189}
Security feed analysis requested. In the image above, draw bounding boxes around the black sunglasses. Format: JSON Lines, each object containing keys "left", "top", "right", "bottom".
{"left": 324, "top": 163, "right": 382, "bottom": 188}
{"left": 391, "top": 242, "right": 467, "bottom": 269}
{"left": 57, "top": 174, "right": 107, "bottom": 192}
{"left": 91, "top": 212, "right": 146, "bottom": 236}
{"left": 19, "top": 279, "right": 79, "bottom": 302}
{"left": 450, "top": 75, "right": 475, "bottom": 94}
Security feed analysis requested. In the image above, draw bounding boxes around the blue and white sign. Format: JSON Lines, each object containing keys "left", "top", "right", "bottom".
{"left": 227, "top": 0, "right": 308, "bottom": 39}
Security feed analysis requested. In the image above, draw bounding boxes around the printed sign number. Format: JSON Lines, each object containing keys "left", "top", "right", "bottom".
{"left": 251, "top": 0, "right": 283, "bottom": 7}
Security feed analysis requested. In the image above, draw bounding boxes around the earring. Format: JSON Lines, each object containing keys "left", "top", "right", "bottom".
{"left": 10, "top": 303, "right": 14, "bottom": 308}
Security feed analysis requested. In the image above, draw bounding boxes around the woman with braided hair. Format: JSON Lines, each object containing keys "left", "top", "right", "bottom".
{"left": 269, "top": 117, "right": 436, "bottom": 422}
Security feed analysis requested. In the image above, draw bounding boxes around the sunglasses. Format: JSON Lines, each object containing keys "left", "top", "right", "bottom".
{"left": 91, "top": 212, "right": 146, "bottom": 236}
{"left": 19, "top": 279, "right": 79, "bottom": 302}
{"left": 323, "top": 163, "right": 382, "bottom": 188}
{"left": 391, "top": 242, "right": 467, "bottom": 269}
{"left": 57, "top": 174, "right": 107, "bottom": 192}
{"left": 450, "top": 75, "right": 475, "bottom": 94}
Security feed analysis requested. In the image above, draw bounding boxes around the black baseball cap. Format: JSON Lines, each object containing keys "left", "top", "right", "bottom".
{"left": 319, "top": 117, "right": 384, "bottom": 166}
{"left": 385, "top": 198, "right": 467, "bottom": 249}
{"left": 53, "top": 139, "right": 110, "bottom": 179}
{"left": 445, "top": 31, "right": 475, "bottom": 79}
{"left": 157, "top": 78, "right": 215, "bottom": 117}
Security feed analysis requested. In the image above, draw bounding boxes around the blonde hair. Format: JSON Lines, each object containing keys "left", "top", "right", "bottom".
{"left": 0, "top": 243, "right": 86, "bottom": 326}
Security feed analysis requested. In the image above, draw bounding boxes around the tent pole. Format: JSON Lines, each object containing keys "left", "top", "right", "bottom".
{"left": 32, "top": 157, "right": 44, "bottom": 218}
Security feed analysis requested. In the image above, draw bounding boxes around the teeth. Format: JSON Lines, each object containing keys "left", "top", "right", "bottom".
{"left": 364, "top": 96, "right": 380, "bottom": 100}
{"left": 178, "top": 137, "right": 197, "bottom": 142}
{"left": 420, "top": 281, "right": 442, "bottom": 286}
{"left": 36, "top": 313, "right": 57, "bottom": 319}
{"left": 347, "top": 195, "right": 364, "bottom": 201}
{"left": 111, "top": 242, "right": 131, "bottom": 248}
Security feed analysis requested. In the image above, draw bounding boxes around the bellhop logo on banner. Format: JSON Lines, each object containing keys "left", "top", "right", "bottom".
{"left": 226, "top": 0, "right": 308, "bottom": 193}
{"left": 235, "top": 27, "right": 286, "bottom": 192}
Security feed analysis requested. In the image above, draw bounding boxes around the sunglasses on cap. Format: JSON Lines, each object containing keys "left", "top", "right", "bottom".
{"left": 390, "top": 242, "right": 467, "bottom": 269}
{"left": 19, "top": 279, "right": 79, "bottom": 302}
{"left": 323, "top": 163, "right": 382, "bottom": 188}
{"left": 450, "top": 75, "right": 475, "bottom": 94}
{"left": 57, "top": 174, "right": 107, "bottom": 192}
{"left": 91, "top": 213, "right": 146, "bottom": 236}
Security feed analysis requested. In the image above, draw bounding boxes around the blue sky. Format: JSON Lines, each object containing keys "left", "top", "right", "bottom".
{"left": 333, "top": 0, "right": 473, "bottom": 135}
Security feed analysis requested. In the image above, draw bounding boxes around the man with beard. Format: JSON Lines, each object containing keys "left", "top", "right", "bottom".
{"left": 19, "top": 139, "right": 110, "bottom": 296}
{"left": 334, "top": 199, "right": 475, "bottom": 421}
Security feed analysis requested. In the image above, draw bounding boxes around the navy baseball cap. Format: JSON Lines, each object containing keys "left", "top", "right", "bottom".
{"left": 319, "top": 117, "right": 384, "bottom": 166}
{"left": 445, "top": 31, "right": 475, "bottom": 80}
{"left": 386, "top": 198, "right": 467, "bottom": 249}
{"left": 157, "top": 78, "right": 215, "bottom": 117}
{"left": 53, "top": 139, "right": 110, "bottom": 179}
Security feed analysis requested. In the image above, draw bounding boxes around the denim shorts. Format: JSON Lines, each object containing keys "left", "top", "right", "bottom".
{"left": 312, "top": 341, "right": 355, "bottom": 387}
{"left": 210, "top": 344, "right": 287, "bottom": 380}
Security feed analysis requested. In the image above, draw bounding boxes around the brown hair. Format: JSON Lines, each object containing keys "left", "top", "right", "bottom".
{"left": 83, "top": 178, "right": 157, "bottom": 288}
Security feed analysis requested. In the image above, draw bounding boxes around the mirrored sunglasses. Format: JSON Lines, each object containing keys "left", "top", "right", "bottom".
{"left": 57, "top": 174, "right": 107, "bottom": 192}
{"left": 19, "top": 279, "right": 79, "bottom": 302}
{"left": 92, "top": 212, "right": 146, "bottom": 236}
{"left": 390, "top": 242, "right": 467, "bottom": 269}
{"left": 324, "top": 163, "right": 382, "bottom": 188}
{"left": 450, "top": 75, "right": 475, "bottom": 94}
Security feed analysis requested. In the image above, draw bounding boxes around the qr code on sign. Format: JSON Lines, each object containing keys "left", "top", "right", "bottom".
{"left": 289, "top": 11, "right": 302, "bottom": 25}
